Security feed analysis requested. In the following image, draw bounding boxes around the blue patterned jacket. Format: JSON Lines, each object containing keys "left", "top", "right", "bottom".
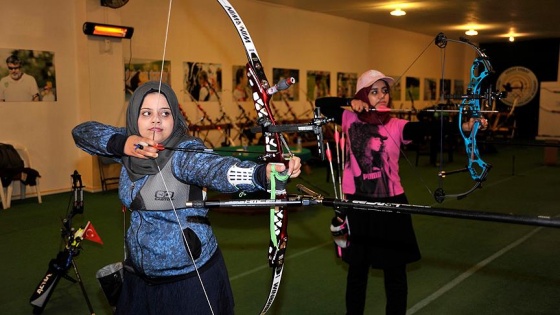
{"left": 73, "top": 121, "right": 265, "bottom": 277}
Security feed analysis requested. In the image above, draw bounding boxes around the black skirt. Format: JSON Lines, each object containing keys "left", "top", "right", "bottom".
{"left": 342, "top": 194, "right": 421, "bottom": 268}
{"left": 116, "top": 248, "right": 234, "bottom": 315}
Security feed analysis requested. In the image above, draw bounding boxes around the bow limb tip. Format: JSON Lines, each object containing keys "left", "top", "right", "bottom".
{"left": 434, "top": 188, "right": 446, "bottom": 203}
{"left": 435, "top": 32, "right": 447, "bottom": 48}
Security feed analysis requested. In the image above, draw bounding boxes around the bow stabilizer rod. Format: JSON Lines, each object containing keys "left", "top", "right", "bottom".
{"left": 186, "top": 188, "right": 560, "bottom": 229}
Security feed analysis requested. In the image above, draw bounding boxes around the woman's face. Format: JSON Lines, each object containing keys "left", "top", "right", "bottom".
{"left": 367, "top": 137, "right": 382, "bottom": 151}
{"left": 367, "top": 80, "right": 391, "bottom": 110}
{"left": 238, "top": 69, "right": 248, "bottom": 86}
{"left": 137, "top": 93, "right": 174, "bottom": 143}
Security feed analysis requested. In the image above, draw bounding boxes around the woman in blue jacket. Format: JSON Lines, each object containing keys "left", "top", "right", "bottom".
{"left": 73, "top": 81, "right": 301, "bottom": 315}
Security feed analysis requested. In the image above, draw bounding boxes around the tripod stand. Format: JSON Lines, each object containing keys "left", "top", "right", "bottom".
{"left": 29, "top": 170, "right": 96, "bottom": 315}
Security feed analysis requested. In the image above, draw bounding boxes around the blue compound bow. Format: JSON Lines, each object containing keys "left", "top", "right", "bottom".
{"left": 432, "top": 32, "right": 505, "bottom": 203}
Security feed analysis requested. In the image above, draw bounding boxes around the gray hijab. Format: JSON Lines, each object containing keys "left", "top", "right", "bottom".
{"left": 122, "top": 81, "right": 189, "bottom": 181}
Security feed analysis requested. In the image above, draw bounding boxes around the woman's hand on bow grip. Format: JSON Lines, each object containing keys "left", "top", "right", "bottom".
{"left": 266, "top": 156, "right": 302, "bottom": 180}
{"left": 462, "top": 117, "right": 489, "bottom": 132}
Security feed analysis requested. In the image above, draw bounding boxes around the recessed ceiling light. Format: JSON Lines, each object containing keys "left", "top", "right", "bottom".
{"left": 390, "top": 8, "right": 406, "bottom": 16}
{"left": 465, "top": 29, "right": 478, "bottom": 36}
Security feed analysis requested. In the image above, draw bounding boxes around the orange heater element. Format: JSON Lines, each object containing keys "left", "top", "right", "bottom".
{"left": 83, "top": 22, "right": 134, "bottom": 39}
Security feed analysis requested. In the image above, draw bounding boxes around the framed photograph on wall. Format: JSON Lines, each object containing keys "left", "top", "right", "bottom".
{"left": 124, "top": 59, "right": 171, "bottom": 100}
{"left": 424, "top": 78, "right": 437, "bottom": 101}
{"left": 0, "top": 48, "right": 56, "bottom": 102}
{"left": 232, "top": 65, "right": 251, "bottom": 102}
{"left": 184, "top": 62, "right": 222, "bottom": 102}
{"left": 272, "top": 67, "right": 299, "bottom": 101}
{"left": 405, "top": 76, "right": 420, "bottom": 101}
{"left": 337, "top": 72, "right": 357, "bottom": 98}
{"left": 389, "top": 75, "right": 401, "bottom": 101}
{"left": 439, "top": 78, "right": 451, "bottom": 99}
{"left": 306, "top": 70, "right": 330, "bottom": 101}
{"left": 453, "top": 79, "right": 464, "bottom": 95}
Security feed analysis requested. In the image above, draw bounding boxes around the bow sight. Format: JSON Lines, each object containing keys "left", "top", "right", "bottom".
{"left": 250, "top": 106, "right": 334, "bottom": 162}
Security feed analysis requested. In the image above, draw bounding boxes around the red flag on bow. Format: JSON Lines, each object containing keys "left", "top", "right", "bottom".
{"left": 83, "top": 221, "right": 103, "bottom": 244}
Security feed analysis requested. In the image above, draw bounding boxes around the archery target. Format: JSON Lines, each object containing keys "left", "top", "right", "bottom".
{"left": 496, "top": 66, "right": 539, "bottom": 107}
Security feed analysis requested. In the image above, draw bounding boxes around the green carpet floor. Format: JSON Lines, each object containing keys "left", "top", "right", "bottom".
{"left": 1, "top": 143, "right": 559, "bottom": 314}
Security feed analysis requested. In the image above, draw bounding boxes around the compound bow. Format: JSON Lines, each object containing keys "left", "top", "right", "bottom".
{"left": 431, "top": 33, "right": 505, "bottom": 203}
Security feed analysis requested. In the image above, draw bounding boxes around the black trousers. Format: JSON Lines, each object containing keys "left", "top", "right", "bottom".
{"left": 345, "top": 263, "right": 408, "bottom": 315}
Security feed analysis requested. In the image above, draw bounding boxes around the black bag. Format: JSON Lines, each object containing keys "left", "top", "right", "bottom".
{"left": 0, "top": 143, "right": 24, "bottom": 187}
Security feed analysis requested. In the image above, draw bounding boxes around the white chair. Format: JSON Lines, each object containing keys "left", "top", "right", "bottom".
{"left": 0, "top": 182, "right": 7, "bottom": 209}
{"left": 6, "top": 144, "right": 42, "bottom": 207}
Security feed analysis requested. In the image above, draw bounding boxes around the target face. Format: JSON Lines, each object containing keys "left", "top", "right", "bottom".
{"left": 496, "top": 66, "right": 539, "bottom": 107}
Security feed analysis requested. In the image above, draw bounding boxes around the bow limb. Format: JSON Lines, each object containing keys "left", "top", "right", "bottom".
{"left": 217, "top": 1, "right": 291, "bottom": 313}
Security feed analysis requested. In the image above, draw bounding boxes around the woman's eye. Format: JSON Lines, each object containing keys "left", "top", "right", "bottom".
{"left": 161, "top": 110, "right": 172, "bottom": 117}
{"left": 141, "top": 111, "right": 151, "bottom": 117}
{"left": 370, "top": 88, "right": 389, "bottom": 95}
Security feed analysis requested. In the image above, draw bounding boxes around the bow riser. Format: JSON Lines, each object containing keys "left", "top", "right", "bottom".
{"left": 458, "top": 56, "right": 493, "bottom": 182}
{"left": 246, "top": 63, "right": 284, "bottom": 161}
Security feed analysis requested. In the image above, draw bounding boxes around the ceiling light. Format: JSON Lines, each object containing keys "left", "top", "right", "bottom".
{"left": 507, "top": 28, "right": 516, "bottom": 42}
{"left": 390, "top": 8, "right": 406, "bottom": 16}
{"left": 465, "top": 29, "right": 478, "bottom": 36}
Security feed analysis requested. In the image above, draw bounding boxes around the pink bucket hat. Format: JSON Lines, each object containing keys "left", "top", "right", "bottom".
{"left": 355, "top": 70, "right": 394, "bottom": 95}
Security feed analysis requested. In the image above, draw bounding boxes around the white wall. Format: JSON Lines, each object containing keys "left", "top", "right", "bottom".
{"left": 0, "top": 0, "right": 472, "bottom": 194}
{"left": 0, "top": 0, "right": 87, "bottom": 196}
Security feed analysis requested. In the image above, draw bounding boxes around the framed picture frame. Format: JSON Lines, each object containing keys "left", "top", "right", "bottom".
{"left": 232, "top": 65, "right": 251, "bottom": 102}
{"left": 184, "top": 61, "right": 222, "bottom": 102}
{"left": 389, "top": 75, "right": 402, "bottom": 101}
{"left": 124, "top": 58, "right": 170, "bottom": 100}
{"left": 0, "top": 48, "right": 56, "bottom": 102}
{"left": 306, "top": 70, "right": 330, "bottom": 101}
{"left": 424, "top": 78, "right": 437, "bottom": 101}
{"left": 272, "top": 67, "right": 299, "bottom": 101}
{"left": 439, "top": 78, "right": 451, "bottom": 99}
{"left": 453, "top": 79, "right": 464, "bottom": 95}
{"left": 405, "top": 76, "right": 420, "bottom": 101}
{"left": 336, "top": 72, "right": 357, "bottom": 98}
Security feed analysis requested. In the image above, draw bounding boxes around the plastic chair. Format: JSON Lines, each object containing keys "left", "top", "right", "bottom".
{"left": 98, "top": 156, "right": 120, "bottom": 191}
{"left": 5, "top": 144, "right": 42, "bottom": 207}
{"left": 0, "top": 182, "right": 7, "bottom": 209}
